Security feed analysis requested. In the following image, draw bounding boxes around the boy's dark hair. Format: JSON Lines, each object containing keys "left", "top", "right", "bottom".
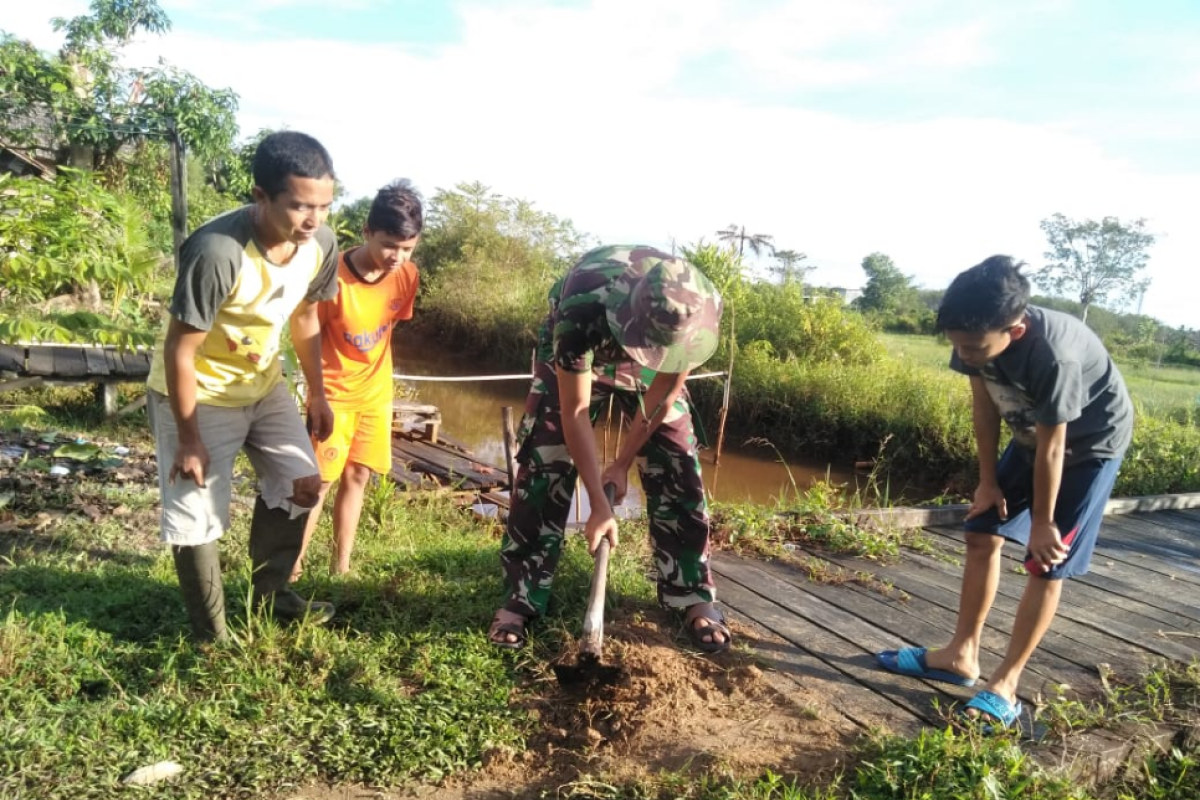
{"left": 936, "top": 255, "right": 1032, "bottom": 333}
{"left": 366, "top": 179, "right": 424, "bottom": 239}
{"left": 252, "top": 131, "right": 336, "bottom": 198}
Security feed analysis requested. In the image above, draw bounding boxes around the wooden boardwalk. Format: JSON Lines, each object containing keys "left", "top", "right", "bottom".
{"left": 715, "top": 507, "right": 1200, "bottom": 740}
{"left": 389, "top": 429, "right": 507, "bottom": 492}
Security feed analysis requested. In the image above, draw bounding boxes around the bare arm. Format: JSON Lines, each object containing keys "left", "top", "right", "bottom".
{"left": 290, "top": 300, "right": 333, "bottom": 441}
{"left": 602, "top": 370, "right": 689, "bottom": 498}
{"left": 966, "top": 375, "right": 1006, "bottom": 520}
{"left": 164, "top": 318, "right": 210, "bottom": 486}
{"left": 557, "top": 369, "right": 616, "bottom": 552}
{"left": 1028, "top": 421, "right": 1069, "bottom": 571}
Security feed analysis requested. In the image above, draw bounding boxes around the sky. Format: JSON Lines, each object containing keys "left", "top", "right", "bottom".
{"left": 5, "top": 0, "right": 1198, "bottom": 327}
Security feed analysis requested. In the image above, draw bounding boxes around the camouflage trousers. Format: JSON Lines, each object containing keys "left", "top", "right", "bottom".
{"left": 500, "top": 360, "right": 715, "bottom": 618}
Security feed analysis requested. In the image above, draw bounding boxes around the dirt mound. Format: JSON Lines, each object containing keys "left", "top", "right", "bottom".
{"left": 514, "top": 609, "right": 858, "bottom": 785}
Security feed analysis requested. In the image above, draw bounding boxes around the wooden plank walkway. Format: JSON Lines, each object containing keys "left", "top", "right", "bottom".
{"left": 715, "top": 507, "right": 1200, "bottom": 739}
{"left": 389, "top": 429, "right": 506, "bottom": 492}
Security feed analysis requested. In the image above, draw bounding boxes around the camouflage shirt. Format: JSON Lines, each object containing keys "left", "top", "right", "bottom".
{"left": 538, "top": 245, "right": 674, "bottom": 374}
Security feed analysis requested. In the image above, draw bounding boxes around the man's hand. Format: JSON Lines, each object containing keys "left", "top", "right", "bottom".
{"left": 307, "top": 393, "right": 334, "bottom": 442}
{"left": 966, "top": 480, "right": 1007, "bottom": 521}
{"left": 170, "top": 438, "right": 210, "bottom": 487}
{"left": 601, "top": 464, "right": 629, "bottom": 504}
{"left": 1029, "top": 519, "right": 1068, "bottom": 572}
{"left": 583, "top": 506, "right": 619, "bottom": 555}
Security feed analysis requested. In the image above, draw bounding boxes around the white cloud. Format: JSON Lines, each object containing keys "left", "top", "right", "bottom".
{"left": 5, "top": 0, "right": 1196, "bottom": 326}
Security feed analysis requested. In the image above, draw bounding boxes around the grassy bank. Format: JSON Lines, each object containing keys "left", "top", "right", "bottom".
{"left": 692, "top": 333, "right": 1200, "bottom": 500}
{"left": 3, "top": 394, "right": 1200, "bottom": 799}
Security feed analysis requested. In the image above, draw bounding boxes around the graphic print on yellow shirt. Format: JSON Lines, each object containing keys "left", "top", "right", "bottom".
{"left": 146, "top": 206, "right": 339, "bottom": 407}
{"left": 318, "top": 248, "right": 419, "bottom": 407}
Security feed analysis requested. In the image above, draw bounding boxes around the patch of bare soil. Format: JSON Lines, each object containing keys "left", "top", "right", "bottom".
{"left": 0, "top": 428, "right": 162, "bottom": 553}
{"left": 283, "top": 610, "right": 862, "bottom": 800}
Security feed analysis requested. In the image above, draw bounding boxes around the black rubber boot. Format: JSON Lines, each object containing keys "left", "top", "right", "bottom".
{"left": 172, "top": 541, "right": 229, "bottom": 642}
{"left": 248, "top": 497, "right": 335, "bottom": 625}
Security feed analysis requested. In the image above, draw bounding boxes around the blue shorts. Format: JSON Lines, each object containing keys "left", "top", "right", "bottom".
{"left": 964, "top": 443, "right": 1123, "bottom": 580}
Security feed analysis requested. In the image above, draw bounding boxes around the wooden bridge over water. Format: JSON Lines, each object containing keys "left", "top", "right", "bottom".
{"left": 713, "top": 505, "right": 1200, "bottom": 777}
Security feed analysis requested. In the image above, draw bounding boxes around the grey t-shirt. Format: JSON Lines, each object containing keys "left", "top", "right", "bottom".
{"left": 950, "top": 306, "right": 1133, "bottom": 464}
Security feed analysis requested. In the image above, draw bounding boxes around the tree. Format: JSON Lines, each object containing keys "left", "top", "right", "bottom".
{"left": 716, "top": 224, "right": 774, "bottom": 259}
{"left": 770, "top": 248, "right": 812, "bottom": 285}
{"left": 1039, "top": 213, "right": 1155, "bottom": 324}
{"left": 0, "top": 1, "right": 238, "bottom": 173}
{"left": 856, "top": 252, "right": 919, "bottom": 316}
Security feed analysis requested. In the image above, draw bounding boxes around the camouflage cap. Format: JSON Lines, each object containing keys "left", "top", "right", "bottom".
{"left": 604, "top": 247, "right": 723, "bottom": 373}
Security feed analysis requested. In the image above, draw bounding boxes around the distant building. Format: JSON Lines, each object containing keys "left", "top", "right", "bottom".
{"left": 804, "top": 286, "right": 863, "bottom": 305}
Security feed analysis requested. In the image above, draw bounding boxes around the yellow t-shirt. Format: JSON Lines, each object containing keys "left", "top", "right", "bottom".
{"left": 319, "top": 249, "right": 419, "bottom": 407}
{"left": 146, "top": 206, "right": 339, "bottom": 407}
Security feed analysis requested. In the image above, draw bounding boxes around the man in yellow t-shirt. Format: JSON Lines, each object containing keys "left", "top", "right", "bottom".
{"left": 146, "top": 131, "right": 340, "bottom": 641}
{"left": 294, "top": 180, "right": 421, "bottom": 579}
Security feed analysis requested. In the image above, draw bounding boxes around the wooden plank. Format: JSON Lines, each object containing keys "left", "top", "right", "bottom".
{"left": 0, "top": 344, "right": 25, "bottom": 373}
{"left": 803, "top": 541, "right": 1168, "bottom": 677}
{"left": 0, "top": 376, "right": 44, "bottom": 394}
{"left": 51, "top": 346, "right": 88, "bottom": 378}
{"left": 124, "top": 350, "right": 152, "bottom": 377}
{"left": 82, "top": 347, "right": 109, "bottom": 376}
{"left": 25, "top": 347, "right": 54, "bottom": 376}
{"left": 1091, "top": 516, "right": 1200, "bottom": 586}
{"left": 390, "top": 442, "right": 488, "bottom": 488}
{"left": 921, "top": 524, "right": 1200, "bottom": 632}
{"left": 478, "top": 491, "right": 511, "bottom": 509}
{"left": 737, "top": 553, "right": 1103, "bottom": 696}
{"left": 856, "top": 492, "right": 1200, "bottom": 530}
{"left": 103, "top": 348, "right": 122, "bottom": 375}
{"left": 720, "top": 593, "right": 925, "bottom": 736}
{"left": 394, "top": 437, "right": 504, "bottom": 487}
{"left": 715, "top": 559, "right": 949, "bottom": 728}
{"left": 895, "top": 536, "right": 1200, "bottom": 664}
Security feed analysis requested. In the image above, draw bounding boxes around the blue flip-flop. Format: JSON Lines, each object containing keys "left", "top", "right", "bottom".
{"left": 876, "top": 646, "right": 977, "bottom": 687}
{"left": 960, "top": 689, "right": 1023, "bottom": 734}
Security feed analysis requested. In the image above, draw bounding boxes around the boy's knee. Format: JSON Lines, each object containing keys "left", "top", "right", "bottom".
{"left": 291, "top": 474, "right": 322, "bottom": 508}
{"left": 965, "top": 532, "right": 1004, "bottom": 555}
{"left": 343, "top": 462, "right": 373, "bottom": 488}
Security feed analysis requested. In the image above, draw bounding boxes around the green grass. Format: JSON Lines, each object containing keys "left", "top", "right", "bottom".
{"left": 4, "top": 390, "right": 1200, "bottom": 800}
{"left": 879, "top": 332, "right": 1200, "bottom": 422}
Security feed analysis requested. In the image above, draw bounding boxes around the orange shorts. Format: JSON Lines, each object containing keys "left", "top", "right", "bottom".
{"left": 313, "top": 400, "right": 393, "bottom": 483}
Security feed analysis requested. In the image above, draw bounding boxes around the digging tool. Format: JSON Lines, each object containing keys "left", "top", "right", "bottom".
{"left": 553, "top": 482, "right": 625, "bottom": 689}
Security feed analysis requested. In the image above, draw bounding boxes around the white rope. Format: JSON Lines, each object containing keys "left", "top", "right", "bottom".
{"left": 392, "top": 371, "right": 728, "bottom": 383}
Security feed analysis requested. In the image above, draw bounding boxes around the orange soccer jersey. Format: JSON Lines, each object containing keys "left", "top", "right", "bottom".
{"left": 318, "top": 249, "right": 419, "bottom": 407}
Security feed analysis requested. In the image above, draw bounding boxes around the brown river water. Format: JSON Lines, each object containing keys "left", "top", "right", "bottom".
{"left": 392, "top": 336, "right": 857, "bottom": 517}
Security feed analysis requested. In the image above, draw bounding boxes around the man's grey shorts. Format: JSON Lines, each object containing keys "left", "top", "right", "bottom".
{"left": 148, "top": 383, "right": 319, "bottom": 546}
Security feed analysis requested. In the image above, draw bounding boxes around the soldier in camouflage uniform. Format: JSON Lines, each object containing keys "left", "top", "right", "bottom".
{"left": 489, "top": 244, "right": 731, "bottom": 654}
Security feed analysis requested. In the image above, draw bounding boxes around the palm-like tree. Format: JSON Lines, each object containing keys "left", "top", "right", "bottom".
{"left": 771, "top": 249, "right": 812, "bottom": 285}
{"left": 717, "top": 224, "right": 775, "bottom": 259}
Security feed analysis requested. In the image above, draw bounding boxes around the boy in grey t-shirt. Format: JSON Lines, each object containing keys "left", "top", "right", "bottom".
{"left": 878, "top": 255, "right": 1132, "bottom": 732}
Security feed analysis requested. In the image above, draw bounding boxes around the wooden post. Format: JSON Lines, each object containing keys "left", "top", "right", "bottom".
{"left": 98, "top": 382, "right": 120, "bottom": 418}
{"left": 501, "top": 406, "right": 519, "bottom": 492}
{"left": 713, "top": 307, "right": 736, "bottom": 465}
{"left": 602, "top": 394, "right": 614, "bottom": 465}
{"left": 169, "top": 124, "right": 188, "bottom": 266}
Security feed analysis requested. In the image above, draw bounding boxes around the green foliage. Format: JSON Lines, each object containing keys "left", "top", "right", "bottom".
{"left": 739, "top": 285, "right": 883, "bottom": 366}
{"left": 851, "top": 727, "right": 1087, "bottom": 799}
{"left": 415, "top": 181, "right": 590, "bottom": 367}
{"left": 1, "top": 2, "right": 238, "bottom": 171}
{"left": 1118, "top": 408, "right": 1200, "bottom": 496}
{"left": 0, "top": 171, "right": 160, "bottom": 346}
{"left": 330, "top": 195, "right": 372, "bottom": 250}
{"left": 1039, "top": 213, "right": 1155, "bottom": 324}
{"left": 691, "top": 343, "right": 976, "bottom": 487}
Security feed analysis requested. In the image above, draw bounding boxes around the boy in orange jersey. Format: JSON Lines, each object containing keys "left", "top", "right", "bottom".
{"left": 293, "top": 180, "right": 422, "bottom": 579}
